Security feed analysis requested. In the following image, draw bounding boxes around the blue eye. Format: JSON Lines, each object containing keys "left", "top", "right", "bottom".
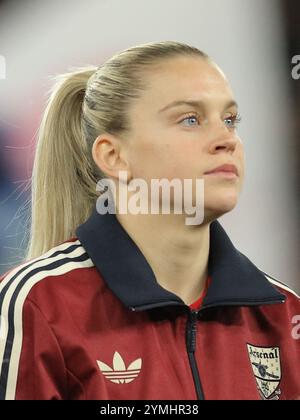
{"left": 179, "top": 114, "right": 200, "bottom": 126}
{"left": 179, "top": 113, "right": 242, "bottom": 128}
{"left": 224, "top": 114, "right": 242, "bottom": 129}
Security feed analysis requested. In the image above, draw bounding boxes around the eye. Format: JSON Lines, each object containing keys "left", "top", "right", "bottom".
{"left": 179, "top": 113, "right": 201, "bottom": 127}
{"left": 178, "top": 112, "right": 242, "bottom": 129}
{"left": 224, "top": 113, "right": 242, "bottom": 129}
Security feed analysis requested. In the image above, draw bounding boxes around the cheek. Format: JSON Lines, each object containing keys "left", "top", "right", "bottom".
{"left": 160, "top": 141, "right": 201, "bottom": 180}
{"left": 235, "top": 144, "right": 245, "bottom": 186}
{"left": 129, "top": 138, "right": 169, "bottom": 180}
{"left": 128, "top": 134, "right": 201, "bottom": 180}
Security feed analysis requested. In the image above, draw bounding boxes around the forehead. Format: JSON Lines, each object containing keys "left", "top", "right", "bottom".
{"left": 139, "top": 57, "right": 234, "bottom": 111}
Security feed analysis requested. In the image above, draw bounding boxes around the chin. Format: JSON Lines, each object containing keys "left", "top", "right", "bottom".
{"left": 206, "top": 185, "right": 239, "bottom": 204}
{"left": 204, "top": 195, "right": 238, "bottom": 217}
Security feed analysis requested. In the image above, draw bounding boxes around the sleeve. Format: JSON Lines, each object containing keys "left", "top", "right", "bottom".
{"left": 0, "top": 293, "right": 68, "bottom": 400}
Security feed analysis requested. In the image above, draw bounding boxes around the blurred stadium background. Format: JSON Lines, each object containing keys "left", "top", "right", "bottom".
{"left": 0, "top": 0, "right": 299, "bottom": 292}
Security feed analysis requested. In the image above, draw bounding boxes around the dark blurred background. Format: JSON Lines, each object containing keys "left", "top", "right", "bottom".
{"left": 0, "top": 0, "right": 299, "bottom": 291}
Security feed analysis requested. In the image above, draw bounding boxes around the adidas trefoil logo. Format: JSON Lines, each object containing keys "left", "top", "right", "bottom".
{"left": 97, "top": 351, "right": 142, "bottom": 384}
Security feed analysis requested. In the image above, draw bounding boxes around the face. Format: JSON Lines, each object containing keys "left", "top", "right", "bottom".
{"left": 123, "top": 56, "right": 245, "bottom": 223}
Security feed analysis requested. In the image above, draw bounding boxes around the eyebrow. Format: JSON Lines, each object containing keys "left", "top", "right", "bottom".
{"left": 158, "top": 99, "right": 239, "bottom": 113}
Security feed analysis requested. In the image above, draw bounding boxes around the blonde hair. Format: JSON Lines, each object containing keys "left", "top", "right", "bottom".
{"left": 27, "top": 41, "right": 209, "bottom": 259}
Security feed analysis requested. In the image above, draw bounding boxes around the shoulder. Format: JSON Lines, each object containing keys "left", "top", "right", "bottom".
{"left": 0, "top": 238, "right": 95, "bottom": 310}
{"left": 260, "top": 269, "right": 300, "bottom": 303}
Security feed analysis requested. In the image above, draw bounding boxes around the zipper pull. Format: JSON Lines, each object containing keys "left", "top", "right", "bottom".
{"left": 187, "top": 310, "right": 198, "bottom": 353}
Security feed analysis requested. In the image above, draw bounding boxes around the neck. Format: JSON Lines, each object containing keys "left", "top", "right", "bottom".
{"left": 116, "top": 212, "right": 210, "bottom": 306}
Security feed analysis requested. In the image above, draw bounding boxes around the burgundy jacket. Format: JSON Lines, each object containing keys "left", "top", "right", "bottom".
{"left": 0, "top": 208, "right": 299, "bottom": 400}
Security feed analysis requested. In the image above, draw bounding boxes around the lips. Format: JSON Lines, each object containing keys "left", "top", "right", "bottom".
{"left": 204, "top": 164, "right": 238, "bottom": 176}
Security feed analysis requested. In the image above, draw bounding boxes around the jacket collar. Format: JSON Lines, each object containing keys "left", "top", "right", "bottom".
{"left": 76, "top": 208, "right": 285, "bottom": 312}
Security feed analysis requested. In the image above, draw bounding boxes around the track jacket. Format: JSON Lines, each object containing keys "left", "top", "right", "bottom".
{"left": 0, "top": 207, "right": 299, "bottom": 400}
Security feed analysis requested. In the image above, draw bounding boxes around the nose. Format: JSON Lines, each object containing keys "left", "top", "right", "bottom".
{"left": 208, "top": 124, "right": 239, "bottom": 154}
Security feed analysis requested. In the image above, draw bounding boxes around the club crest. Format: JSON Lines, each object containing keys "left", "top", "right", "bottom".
{"left": 247, "top": 343, "right": 282, "bottom": 400}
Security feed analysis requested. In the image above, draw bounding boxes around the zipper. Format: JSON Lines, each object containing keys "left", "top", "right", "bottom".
{"left": 186, "top": 309, "right": 205, "bottom": 400}
{"left": 130, "top": 296, "right": 285, "bottom": 312}
{"left": 131, "top": 298, "right": 285, "bottom": 400}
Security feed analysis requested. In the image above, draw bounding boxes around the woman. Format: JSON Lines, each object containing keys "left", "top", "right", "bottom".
{"left": 0, "top": 41, "right": 299, "bottom": 400}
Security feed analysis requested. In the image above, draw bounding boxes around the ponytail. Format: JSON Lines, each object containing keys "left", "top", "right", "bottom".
{"left": 27, "top": 66, "right": 99, "bottom": 259}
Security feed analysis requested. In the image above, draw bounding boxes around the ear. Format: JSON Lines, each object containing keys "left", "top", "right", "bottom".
{"left": 92, "top": 133, "right": 132, "bottom": 182}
